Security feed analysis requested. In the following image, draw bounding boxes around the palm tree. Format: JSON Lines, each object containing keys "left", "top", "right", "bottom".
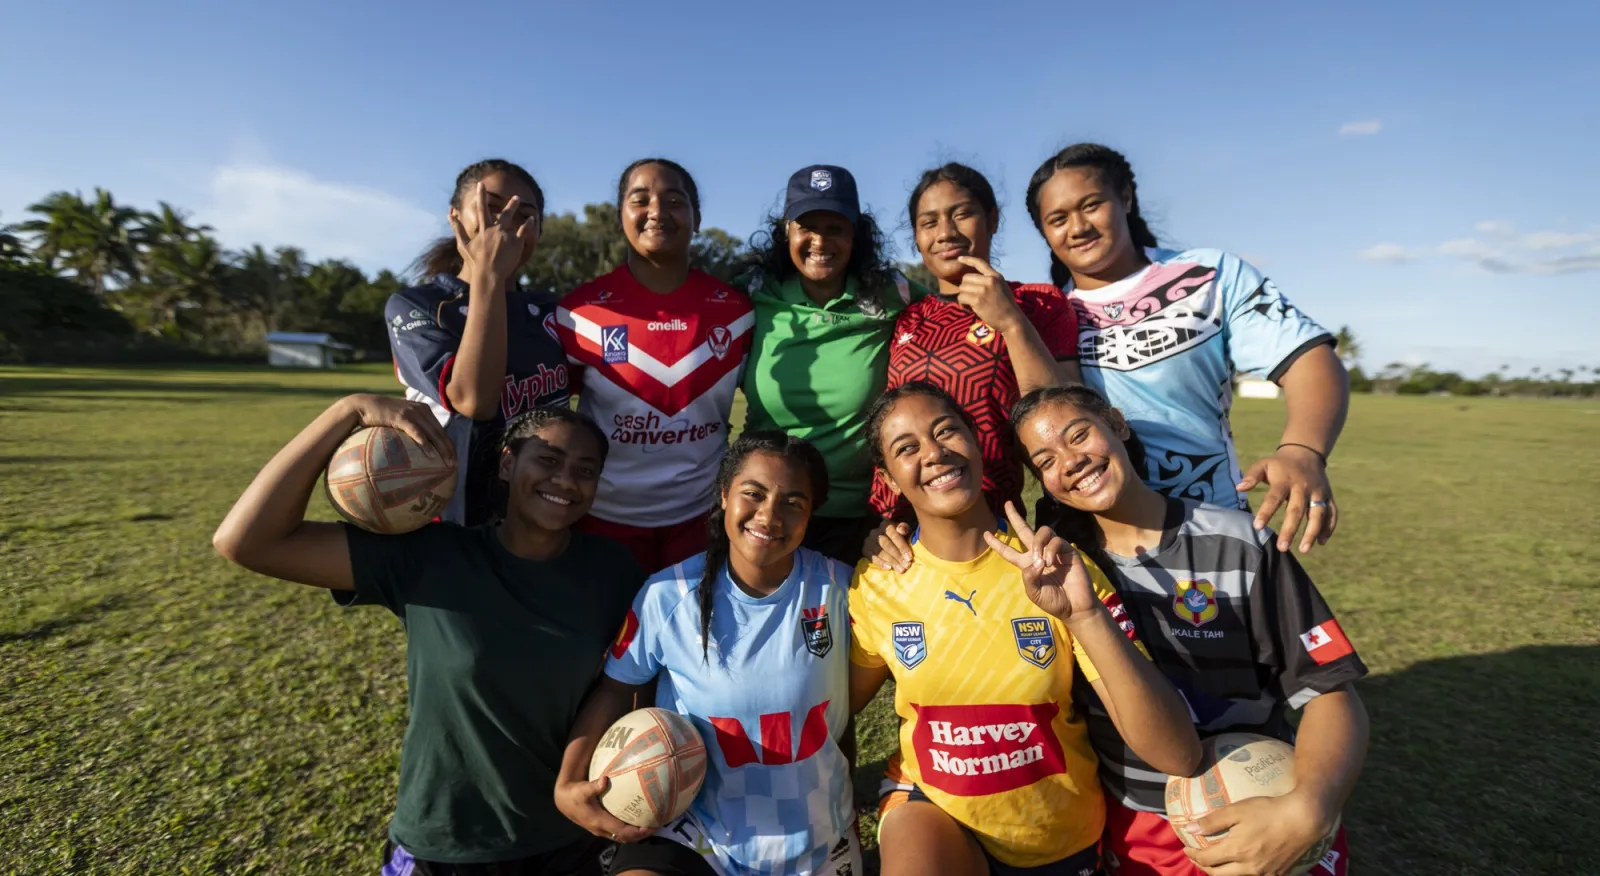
{"left": 0, "top": 212, "right": 28, "bottom": 265}
{"left": 18, "top": 191, "right": 91, "bottom": 272}
{"left": 1333, "top": 325, "right": 1362, "bottom": 366}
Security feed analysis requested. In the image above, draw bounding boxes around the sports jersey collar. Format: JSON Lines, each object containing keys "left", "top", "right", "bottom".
{"left": 1100, "top": 497, "right": 1190, "bottom": 565}
{"left": 1061, "top": 247, "right": 1161, "bottom": 298}
{"left": 719, "top": 551, "right": 804, "bottom": 606}
{"left": 907, "top": 518, "right": 1012, "bottom": 572}
{"left": 773, "top": 275, "right": 862, "bottom": 310}
{"left": 433, "top": 272, "right": 527, "bottom": 298}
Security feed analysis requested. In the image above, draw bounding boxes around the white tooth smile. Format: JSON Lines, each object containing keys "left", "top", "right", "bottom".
{"left": 537, "top": 492, "right": 572, "bottom": 506}
{"left": 745, "top": 528, "right": 774, "bottom": 543}
{"left": 926, "top": 470, "right": 961, "bottom": 488}
{"left": 1075, "top": 471, "right": 1104, "bottom": 493}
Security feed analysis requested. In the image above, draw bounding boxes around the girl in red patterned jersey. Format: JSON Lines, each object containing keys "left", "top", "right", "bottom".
{"left": 849, "top": 381, "right": 1199, "bottom": 876}
{"left": 555, "top": 158, "right": 754, "bottom": 574}
{"left": 1013, "top": 385, "right": 1370, "bottom": 876}
{"left": 865, "top": 163, "right": 1081, "bottom": 571}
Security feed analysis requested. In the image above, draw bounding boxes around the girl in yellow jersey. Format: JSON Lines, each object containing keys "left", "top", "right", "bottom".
{"left": 848, "top": 382, "right": 1200, "bottom": 876}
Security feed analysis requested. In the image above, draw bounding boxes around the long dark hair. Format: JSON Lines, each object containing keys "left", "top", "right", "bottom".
{"left": 1011, "top": 385, "right": 1149, "bottom": 579}
{"left": 864, "top": 381, "right": 978, "bottom": 473}
{"left": 696, "top": 431, "right": 830, "bottom": 661}
{"left": 744, "top": 209, "right": 900, "bottom": 316}
{"left": 413, "top": 159, "right": 544, "bottom": 281}
{"left": 1024, "top": 143, "right": 1158, "bottom": 288}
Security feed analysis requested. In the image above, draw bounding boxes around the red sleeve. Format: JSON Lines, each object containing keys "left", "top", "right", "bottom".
{"left": 1014, "top": 283, "right": 1079, "bottom": 361}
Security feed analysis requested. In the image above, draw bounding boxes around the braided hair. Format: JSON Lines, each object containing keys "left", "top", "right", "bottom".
{"left": 1010, "top": 385, "right": 1149, "bottom": 579}
{"left": 1024, "top": 143, "right": 1158, "bottom": 288}
{"left": 696, "top": 431, "right": 830, "bottom": 661}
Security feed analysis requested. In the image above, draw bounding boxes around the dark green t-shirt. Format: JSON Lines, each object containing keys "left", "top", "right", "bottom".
{"left": 339, "top": 524, "right": 643, "bottom": 864}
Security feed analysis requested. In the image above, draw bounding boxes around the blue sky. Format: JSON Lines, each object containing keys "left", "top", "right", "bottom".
{"left": 3, "top": 0, "right": 1597, "bottom": 375}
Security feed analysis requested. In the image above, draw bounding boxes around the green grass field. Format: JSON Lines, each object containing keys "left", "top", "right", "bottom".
{"left": 1, "top": 365, "right": 1596, "bottom": 875}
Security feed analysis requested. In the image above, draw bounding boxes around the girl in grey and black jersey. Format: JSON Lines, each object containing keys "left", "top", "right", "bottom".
{"left": 1013, "top": 385, "right": 1370, "bottom": 876}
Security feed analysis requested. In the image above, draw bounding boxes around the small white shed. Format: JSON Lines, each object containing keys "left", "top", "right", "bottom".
{"left": 266, "top": 332, "right": 351, "bottom": 369}
{"left": 1236, "top": 377, "right": 1282, "bottom": 400}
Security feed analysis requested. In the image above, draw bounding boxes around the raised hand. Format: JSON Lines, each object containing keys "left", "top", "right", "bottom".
{"left": 449, "top": 181, "right": 540, "bottom": 289}
{"left": 983, "top": 501, "right": 1100, "bottom": 625}
{"left": 864, "top": 519, "right": 915, "bottom": 573}
{"left": 1237, "top": 444, "right": 1337, "bottom": 554}
{"left": 953, "top": 256, "right": 1025, "bottom": 335}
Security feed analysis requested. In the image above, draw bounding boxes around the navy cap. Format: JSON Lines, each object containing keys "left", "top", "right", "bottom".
{"left": 783, "top": 165, "right": 861, "bottom": 224}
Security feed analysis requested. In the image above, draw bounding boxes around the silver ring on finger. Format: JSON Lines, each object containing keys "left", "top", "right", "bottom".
{"left": 1309, "top": 500, "right": 1328, "bottom": 508}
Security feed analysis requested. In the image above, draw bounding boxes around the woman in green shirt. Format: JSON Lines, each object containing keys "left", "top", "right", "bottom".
{"left": 212, "top": 394, "right": 643, "bottom": 875}
{"left": 741, "top": 164, "right": 928, "bottom": 565}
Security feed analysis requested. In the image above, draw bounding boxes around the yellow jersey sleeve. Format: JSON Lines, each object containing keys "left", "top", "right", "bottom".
{"left": 849, "top": 560, "right": 887, "bottom": 668}
{"left": 1070, "top": 550, "right": 1148, "bottom": 684}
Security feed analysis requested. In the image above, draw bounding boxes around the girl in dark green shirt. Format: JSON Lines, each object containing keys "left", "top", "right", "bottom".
{"left": 214, "top": 394, "right": 642, "bottom": 875}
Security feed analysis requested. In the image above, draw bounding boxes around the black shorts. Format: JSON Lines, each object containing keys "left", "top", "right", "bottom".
{"left": 802, "top": 514, "right": 881, "bottom": 567}
{"left": 382, "top": 835, "right": 610, "bottom": 876}
{"left": 902, "top": 786, "right": 1103, "bottom": 876}
{"left": 607, "top": 837, "right": 718, "bottom": 876}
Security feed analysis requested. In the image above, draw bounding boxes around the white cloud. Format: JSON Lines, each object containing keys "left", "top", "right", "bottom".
{"left": 1433, "top": 223, "right": 1600, "bottom": 274}
{"left": 1358, "top": 243, "right": 1413, "bottom": 264}
{"left": 196, "top": 163, "right": 441, "bottom": 273}
{"left": 1338, "top": 119, "right": 1383, "bottom": 136}
{"left": 1474, "top": 220, "right": 1516, "bottom": 237}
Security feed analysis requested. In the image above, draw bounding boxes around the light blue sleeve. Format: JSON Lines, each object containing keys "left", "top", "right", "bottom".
{"left": 1219, "top": 252, "right": 1333, "bottom": 381}
{"left": 602, "top": 578, "right": 671, "bottom": 686}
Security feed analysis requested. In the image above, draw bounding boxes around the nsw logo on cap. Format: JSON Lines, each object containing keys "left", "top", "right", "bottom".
{"left": 810, "top": 169, "right": 833, "bottom": 191}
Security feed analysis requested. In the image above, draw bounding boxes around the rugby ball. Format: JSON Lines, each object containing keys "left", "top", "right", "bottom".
{"left": 325, "top": 425, "right": 456, "bottom": 534}
{"left": 1165, "top": 733, "right": 1339, "bottom": 874}
{"left": 589, "top": 708, "right": 708, "bottom": 828}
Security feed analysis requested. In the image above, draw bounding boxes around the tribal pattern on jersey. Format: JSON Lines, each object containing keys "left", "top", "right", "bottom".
{"left": 385, "top": 276, "right": 570, "bottom": 525}
{"left": 869, "top": 284, "right": 1076, "bottom": 521}
{"left": 557, "top": 267, "right": 752, "bottom": 528}
{"left": 606, "top": 549, "right": 855, "bottom": 875}
{"left": 848, "top": 533, "right": 1113, "bottom": 868}
{"left": 1067, "top": 248, "right": 1332, "bottom": 509}
{"left": 1058, "top": 498, "right": 1368, "bottom": 813}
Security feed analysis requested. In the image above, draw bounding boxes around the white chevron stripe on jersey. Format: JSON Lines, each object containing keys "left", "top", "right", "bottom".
{"left": 557, "top": 308, "right": 755, "bottom": 388}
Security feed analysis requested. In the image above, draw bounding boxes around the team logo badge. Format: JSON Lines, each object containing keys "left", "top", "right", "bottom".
{"left": 542, "top": 312, "right": 558, "bottom": 340}
{"left": 707, "top": 325, "right": 731, "bottom": 360}
{"left": 600, "top": 325, "right": 629, "bottom": 364}
{"left": 1011, "top": 617, "right": 1057, "bottom": 669}
{"left": 1103, "top": 302, "right": 1124, "bottom": 320}
{"left": 897, "top": 331, "right": 915, "bottom": 345}
{"left": 892, "top": 622, "right": 926, "bottom": 669}
{"left": 810, "top": 169, "right": 833, "bottom": 191}
{"left": 801, "top": 606, "right": 833, "bottom": 657}
{"left": 1173, "top": 579, "right": 1218, "bottom": 626}
{"left": 966, "top": 320, "right": 995, "bottom": 346}
{"left": 610, "top": 608, "right": 640, "bottom": 659}
{"left": 943, "top": 589, "right": 977, "bottom": 616}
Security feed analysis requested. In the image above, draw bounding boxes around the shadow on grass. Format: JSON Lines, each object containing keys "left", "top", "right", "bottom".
{"left": 0, "top": 376, "right": 384, "bottom": 400}
{"left": 0, "top": 595, "right": 130, "bottom": 645}
{"left": 1350, "top": 644, "right": 1596, "bottom": 875}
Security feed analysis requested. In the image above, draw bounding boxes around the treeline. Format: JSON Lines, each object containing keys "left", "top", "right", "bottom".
{"left": 1348, "top": 362, "right": 1598, "bottom": 398}
{"left": 0, "top": 190, "right": 771, "bottom": 364}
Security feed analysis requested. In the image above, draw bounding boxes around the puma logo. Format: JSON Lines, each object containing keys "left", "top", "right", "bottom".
{"left": 944, "top": 589, "right": 978, "bottom": 616}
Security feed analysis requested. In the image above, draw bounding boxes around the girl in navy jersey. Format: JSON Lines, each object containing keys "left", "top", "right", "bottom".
{"left": 1012, "top": 385, "right": 1369, "bottom": 876}
{"left": 555, "top": 158, "right": 753, "bottom": 573}
{"left": 1024, "top": 144, "right": 1350, "bottom": 556}
{"left": 866, "top": 163, "right": 1080, "bottom": 571}
{"left": 388, "top": 158, "right": 570, "bottom": 526}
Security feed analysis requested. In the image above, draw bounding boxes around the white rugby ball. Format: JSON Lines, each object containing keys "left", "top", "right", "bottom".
{"left": 588, "top": 707, "right": 708, "bottom": 828}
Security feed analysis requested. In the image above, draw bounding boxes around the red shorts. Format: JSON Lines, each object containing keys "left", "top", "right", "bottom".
{"left": 1103, "top": 797, "right": 1349, "bottom": 876}
{"left": 577, "top": 514, "right": 708, "bottom": 575}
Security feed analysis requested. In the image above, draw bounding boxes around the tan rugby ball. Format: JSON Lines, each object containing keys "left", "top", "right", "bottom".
{"left": 1165, "top": 733, "right": 1339, "bottom": 874}
{"left": 325, "top": 425, "right": 456, "bottom": 534}
{"left": 589, "top": 707, "right": 708, "bottom": 828}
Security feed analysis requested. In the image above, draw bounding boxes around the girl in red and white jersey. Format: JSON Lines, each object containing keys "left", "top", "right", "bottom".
{"left": 555, "top": 158, "right": 753, "bottom": 572}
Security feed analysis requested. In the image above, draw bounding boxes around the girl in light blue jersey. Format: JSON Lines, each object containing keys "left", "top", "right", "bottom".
{"left": 554, "top": 432, "right": 861, "bottom": 876}
{"left": 1025, "top": 143, "right": 1350, "bottom": 557}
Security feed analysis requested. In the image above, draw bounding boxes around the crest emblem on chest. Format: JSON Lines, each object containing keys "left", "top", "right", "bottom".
{"left": 801, "top": 606, "right": 833, "bottom": 658}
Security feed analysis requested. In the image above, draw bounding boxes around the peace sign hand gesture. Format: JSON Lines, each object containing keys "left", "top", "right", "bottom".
{"left": 449, "top": 181, "right": 540, "bottom": 289}
{"left": 983, "top": 502, "right": 1102, "bottom": 626}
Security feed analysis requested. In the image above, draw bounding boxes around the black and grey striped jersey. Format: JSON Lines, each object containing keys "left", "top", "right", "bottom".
{"left": 1069, "top": 497, "right": 1367, "bottom": 812}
